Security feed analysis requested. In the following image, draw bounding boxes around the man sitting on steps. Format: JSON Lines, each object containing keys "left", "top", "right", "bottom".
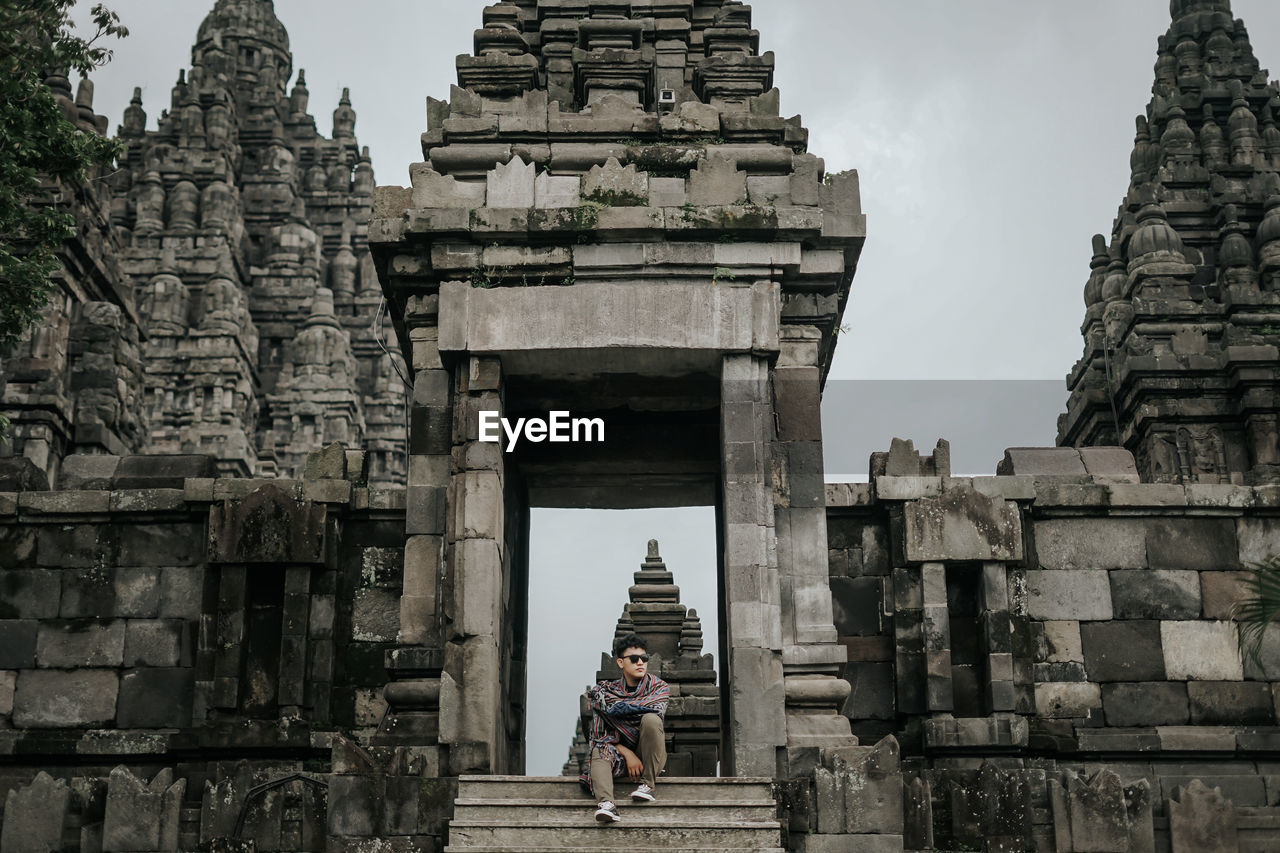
{"left": 582, "top": 632, "right": 669, "bottom": 823}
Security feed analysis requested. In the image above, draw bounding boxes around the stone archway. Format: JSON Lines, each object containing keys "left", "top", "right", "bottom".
{"left": 367, "top": 0, "right": 864, "bottom": 783}
{"left": 372, "top": 271, "right": 860, "bottom": 779}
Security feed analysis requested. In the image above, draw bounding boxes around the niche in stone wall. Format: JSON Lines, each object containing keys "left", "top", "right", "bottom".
{"left": 241, "top": 565, "right": 286, "bottom": 717}
{"left": 946, "top": 563, "right": 984, "bottom": 718}
{"left": 205, "top": 561, "right": 335, "bottom": 722}
{"left": 205, "top": 484, "right": 336, "bottom": 722}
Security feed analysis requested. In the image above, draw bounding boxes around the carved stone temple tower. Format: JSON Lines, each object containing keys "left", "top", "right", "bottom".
{"left": 0, "top": 0, "right": 408, "bottom": 486}
{"left": 563, "top": 539, "right": 720, "bottom": 778}
{"left": 370, "top": 0, "right": 865, "bottom": 778}
{"left": 1060, "top": 0, "right": 1280, "bottom": 485}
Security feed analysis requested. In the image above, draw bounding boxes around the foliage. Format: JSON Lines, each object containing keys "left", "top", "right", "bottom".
{"left": 582, "top": 187, "right": 645, "bottom": 208}
{"left": 1234, "top": 553, "right": 1280, "bottom": 669}
{"left": 0, "top": 1, "right": 127, "bottom": 348}
{"left": 469, "top": 262, "right": 500, "bottom": 289}
{"left": 573, "top": 200, "right": 604, "bottom": 233}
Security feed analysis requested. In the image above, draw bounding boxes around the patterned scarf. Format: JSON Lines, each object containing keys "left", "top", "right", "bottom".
{"left": 578, "top": 673, "right": 669, "bottom": 790}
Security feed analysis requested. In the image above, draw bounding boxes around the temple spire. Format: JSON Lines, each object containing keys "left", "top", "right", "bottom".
{"left": 1061, "top": 0, "right": 1280, "bottom": 485}
{"left": 194, "top": 0, "right": 293, "bottom": 97}
{"left": 333, "top": 87, "right": 356, "bottom": 138}
{"left": 1170, "top": 0, "right": 1232, "bottom": 21}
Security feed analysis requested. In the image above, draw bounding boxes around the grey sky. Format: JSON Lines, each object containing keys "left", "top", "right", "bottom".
{"left": 80, "top": 0, "right": 1280, "bottom": 385}
{"left": 70, "top": 0, "right": 1280, "bottom": 774}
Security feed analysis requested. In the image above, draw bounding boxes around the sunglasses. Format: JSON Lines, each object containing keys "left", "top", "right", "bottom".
{"left": 620, "top": 654, "right": 650, "bottom": 664}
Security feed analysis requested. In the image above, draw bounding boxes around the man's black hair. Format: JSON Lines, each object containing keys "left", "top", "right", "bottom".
{"left": 613, "top": 633, "right": 648, "bottom": 659}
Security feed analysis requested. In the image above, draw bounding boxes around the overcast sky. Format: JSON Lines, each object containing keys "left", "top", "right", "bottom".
{"left": 71, "top": 0, "right": 1280, "bottom": 774}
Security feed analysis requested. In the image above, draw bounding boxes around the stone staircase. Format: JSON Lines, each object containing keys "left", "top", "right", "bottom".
{"left": 443, "top": 775, "right": 785, "bottom": 852}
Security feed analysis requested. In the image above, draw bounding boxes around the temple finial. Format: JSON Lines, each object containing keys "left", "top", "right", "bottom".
{"left": 1170, "top": 0, "right": 1231, "bottom": 21}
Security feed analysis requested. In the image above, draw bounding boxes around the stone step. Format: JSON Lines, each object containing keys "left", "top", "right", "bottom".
{"left": 446, "top": 821, "right": 783, "bottom": 849}
{"left": 444, "top": 848, "right": 786, "bottom": 853}
{"left": 454, "top": 790, "right": 776, "bottom": 806}
{"left": 1239, "top": 808, "right": 1280, "bottom": 829}
{"left": 447, "top": 776, "right": 784, "bottom": 851}
{"left": 453, "top": 798, "right": 777, "bottom": 823}
{"left": 178, "top": 804, "right": 201, "bottom": 849}
{"left": 457, "top": 775, "right": 775, "bottom": 803}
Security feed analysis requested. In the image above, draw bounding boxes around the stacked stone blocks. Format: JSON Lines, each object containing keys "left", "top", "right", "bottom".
{"left": 0, "top": 446, "right": 431, "bottom": 850}
{"left": 827, "top": 440, "right": 1280, "bottom": 851}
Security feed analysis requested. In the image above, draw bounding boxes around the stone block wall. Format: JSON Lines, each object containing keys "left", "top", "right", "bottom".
{"left": 826, "top": 441, "right": 1280, "bottom": 852}
{"left": 0, "top": 452, "right": 417, "bottom": 851}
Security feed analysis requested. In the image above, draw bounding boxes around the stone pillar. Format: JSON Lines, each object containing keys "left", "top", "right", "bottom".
{"left": 772, "top": 332, "right": 856, "bottom": 766}
{"left": 720, "top": 353, "right": 785, "bottom": 777}
{"left": 278, "top": 564, "right": 311, "bottom": 716}
{"left": 981, "top": 562, "right": 1017, "bottom": 712}
{"left": 210, "top": 564, "right": 248, "bottom": 712}
{"left": 381, "top": 308, "right": 451, "bottom": 753}
{"left": 922, "top": 561, "right": 954, "bottom": 712}
{"left": 440, "top": 355, "right": 508, "bottom": 775}
{"left": 400, "top": 331, "right": 450, "bottom": 646}
{"left": 893, "top": 562, "right": 927, "bottom": 716}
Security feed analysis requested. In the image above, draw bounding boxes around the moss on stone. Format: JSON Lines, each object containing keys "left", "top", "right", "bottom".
{"left": 583, "top": 188, "right": 647, "bottom": 207}
{"left": 573, "top": 200, "right": 605, "bottom": 231}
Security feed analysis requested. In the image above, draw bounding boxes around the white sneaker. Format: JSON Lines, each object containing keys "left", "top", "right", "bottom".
{"left": 595, "top": 801, "right": 621, "bottom": 822}
{"left": 630, "top": 783, "right": 656, "bottom": 802}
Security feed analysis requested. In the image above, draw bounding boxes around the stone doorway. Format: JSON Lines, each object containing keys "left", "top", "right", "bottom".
{"left": 365, "top": 0, "right": 865, "bottom": 791}
{"left": 525, "top": 507, "right": 721, "bottom": 776}
{"left": 373, "top": 283, "right": 860, "bottom": 779}
{"left": 447, "top": 367, "right": 726, "bottom": 777}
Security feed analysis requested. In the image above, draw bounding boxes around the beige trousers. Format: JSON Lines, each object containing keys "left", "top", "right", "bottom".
{"left": 589, "top": 713, "right": 666, "bottom": 803}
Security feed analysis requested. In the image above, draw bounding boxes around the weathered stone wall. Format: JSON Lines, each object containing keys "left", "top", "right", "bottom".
{"left": 825, "top": 441, "right": 1280, "bottom": 852}
{"left": 0, "top": 452, "right": 415, "bottom": 850}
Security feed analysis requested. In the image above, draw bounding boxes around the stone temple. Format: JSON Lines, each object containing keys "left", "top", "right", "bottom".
{"left": 1, "top": 0, "right": 408, "bottom": 488}
{"left": 0, "top": 0, "right": 1277, "bottom": 851}
{"left": 1060, "top": 0, "right": 1280, "bottom": 486}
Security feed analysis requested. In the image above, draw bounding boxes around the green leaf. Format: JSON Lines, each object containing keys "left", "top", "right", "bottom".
{"left": 1233, "top": 554, "right": 1280, "bottom": 671}
{"left": 0, "top": 0, "right": 126, "bottom": 349}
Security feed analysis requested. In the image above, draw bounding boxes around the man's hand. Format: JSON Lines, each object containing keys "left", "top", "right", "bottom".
{"left": 616, "top": 744, "right": 644, "bottom": 780}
